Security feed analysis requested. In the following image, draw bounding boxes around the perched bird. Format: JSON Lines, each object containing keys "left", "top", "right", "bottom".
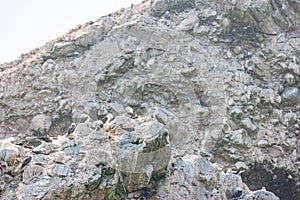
{"left": 199, "top": 151, "right": 212, "bottom": 159}
{"left": 125, "top": 106, "right": 138, "bottom": 119}
{"left": 15, "top": 143, "right": 34, "bottom": 150}
{"left": 155, "top": 114, "right": 166, "bottom": 125}
{"left": 94, "top": 120, "right": 104, "bottom": 131}
{"left": 20, "top": 156, "right": 32, "bottom": 170}
{"left": 120, "top": 126, "right": 135, "bottom": 132}
{"left": 38, "top": 136, "right": 52, "bottom": 143}
{"left": 101, "top": 113, "right": 113, "bottom": 124}
{"left": 67, "top": 123, "right": 76, "bottom": 135}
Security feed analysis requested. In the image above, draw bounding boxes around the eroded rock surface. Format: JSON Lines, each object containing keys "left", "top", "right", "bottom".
{"left": 0, "top": 114, "right": 170, "bottom": 199}
{"left": 0, "top": 114, "right": 278, "bottom": 200}
{"left": 0, "top": 0, "right": 299, "bottom": 199}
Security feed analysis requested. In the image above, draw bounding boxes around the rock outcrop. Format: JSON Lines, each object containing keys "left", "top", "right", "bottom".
{"left": 0, "top": 0, "right": 300, "bottom": 199}
{"left": 0, "top": 113, "right": 172, "bottom": 199}
{"left": 0, "top": 113, "right": 278, "bottom": 200}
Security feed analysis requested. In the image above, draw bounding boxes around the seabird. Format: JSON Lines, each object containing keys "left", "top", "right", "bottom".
{"left": 38, "top": 136, "right": 52, "bottom": 143}
{"left": 15, "top": 143, "right": 34, "bottom": 150}
{"left": 20, "top": 156, "right": 32, "bottom": 170}
{"left": 94, "top": 121, "right": 104, "bottom": 131}
{"left": 199, "top": 151, "right": 211, "bottom": 159}
{"left": 125, "top": 106, "right": 138, "bottom": 119}
{"left": 155, "top": 114, "right": 166, "bottom": 125}
{"left": 101, "top": 113, "right": 113, "bottom": 124}
{"left": 120, "top": 126, "right": 135, "bottom": 132}
{"left": 67, "top": 123, "right": 76, "bottom": 135}
{"left": 54, "top": 160, "right": 65, "bottom": 165}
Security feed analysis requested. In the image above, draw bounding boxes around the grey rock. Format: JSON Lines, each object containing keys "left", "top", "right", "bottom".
{"left": 157, "top": 155, "right": 278, "bottom": 199}
{"left": 30, "top": 114, "right": 52, "bottom": 135}
{"left": 281, "top": 87, "right": 300, "bottom": 105}
{"left": 176, "top": 10, "right": 199, "bottom": 32}
{"left": 23, "top": 165, "right": 44, "bottom": 184}
{"left": 284, "top": 73, "right": 295, "bottom": 85}
{"left": 289, "top": 62, "right": 300, "bottom": 76}
{"left": 194, "top": 25, "right": 210, "bottom": 36}
{"left": 230, "top": 107, "right": 245, "bottom": 120}
{"left": 200, "top": 8, "right": 217, "bottom": 19}
{"left": 150, "top": 0, "right": 195, "bottom": 17}
{"left": 241, "top": 118, "right": 257, "bottom": 133}
{"left": 110, "top": 115, "right": 171, "bottom": 192}
{"left": 1, "top": 0, "right": 299, "bottom": 199}
{"left": 229, "top": 129, "right": 249, "bottom": 146}
{"left": 234, "top": 161, "right": 249, "bottom": 171}
{"left": 50, "top": 164, "right": 70, "bottom": 177}
{"left": 245, "top": 188, "right": 279, "bottom": 200}
{"left": 283, "top": 112, "right": 297, "bottom": 127}
{"left": 0, "top": 113, "right": 171, "bottom": 199}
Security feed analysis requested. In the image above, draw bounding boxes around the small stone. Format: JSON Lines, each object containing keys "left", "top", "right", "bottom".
{"left": 240, "top": 118, "right": 257, "bottom": 133}
{"left": 222, "top": 123, "right": 231, "bottom": 134}
{"left": 283, "top": 112, "right": 297, "bottom": 127}
{"left": 194, "top": 25, "right": 210, "bottom": 36}
{"left": 110, "top": 102, "right": 125, "bottom": 114}
{"left": 284, "top": 73, "right": 295, "bottom": 85}
{"left": 234, "top": 161, "right": 249, "bottom": 171}
{"left": 221, "top": 18, "right": 231, "bottom": 33}
{"left": 201, "top": 8, "right": 217, "bottom": 18}
{"left": 233, "top": 46, "right": 243, "bottom": 55}
{"left": 289, "top": 62, "right": 300, "bottom": 76}
{"left": 281, "top": 87, "right": 300, "bottom": 105}
{"left": 230, "top": 107, "right": 245, "bottom": 120}
{"left": 271, "top": 109, "right": 283, "bottom": 120}
{"left": 229, "top": 129, "right": 247, "bottom": 145}
{"left": 257, "top": 139, "right": 268, "bottom": 147}
{"left": 50, "top": 164, "right": 70, "bottom": 177}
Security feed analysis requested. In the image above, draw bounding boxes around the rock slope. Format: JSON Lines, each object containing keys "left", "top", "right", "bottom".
{"left": 0, "top": 112, "right": 278, "bottom": 200}
{"left": 0, "top": 0, "right": 299, "bottom": 199}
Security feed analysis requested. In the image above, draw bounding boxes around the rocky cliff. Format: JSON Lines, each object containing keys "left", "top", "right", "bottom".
{"left": 0, "top": 0, "right": 299, "bottom": 199}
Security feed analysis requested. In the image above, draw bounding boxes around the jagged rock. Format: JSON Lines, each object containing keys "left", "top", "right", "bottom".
{"left": 194, "top": 25, "right": 210, "bottom": 36}
{"left": 241, "top": 117, "right": 257, "bottom": 133}
{"left": 109, "top": 115, "right": 171, "bottom": 192}
{"left": 281, "top": 87, "right": 300, "bottom": 105}
{"left": 235, "top": 161, "right": 249, "bottom": 172}
{"left": 0, "top": 114, "right": 171, "bottom": 199}
{"left": 175, "top": 10, "right": 199, "bottom": 32}
{"left": 50, "top": 163, "right": 70, "bottom": 177}
{"left": 150, "top": 0, "right": 195, "bottom": 17}
{"left": 1, "top": 0, "right": 300, "bottom": 199}
{"left": 289, "top": 62, "right": 300, "bottom": 76}
{"left": 0, "top": 113, "right": 279, "bottom": 199}
{"left": 156, "top": 155, "right": 279, "bottom": 200}
{"left": 23, "top": 165, "right": 44, "bottom": 184}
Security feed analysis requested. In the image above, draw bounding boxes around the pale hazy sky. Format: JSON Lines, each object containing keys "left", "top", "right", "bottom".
{"left": 0, "top": 0, "right": 142, "bottom": 64}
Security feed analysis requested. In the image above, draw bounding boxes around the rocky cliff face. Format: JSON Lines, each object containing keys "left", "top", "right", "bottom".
{"left": 0, "top": 0, "right": 299, "bottom": 199}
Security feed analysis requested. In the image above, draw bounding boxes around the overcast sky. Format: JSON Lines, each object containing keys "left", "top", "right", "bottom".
{"left": 0, "top": 0, "right": 142, "bottom": 64}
